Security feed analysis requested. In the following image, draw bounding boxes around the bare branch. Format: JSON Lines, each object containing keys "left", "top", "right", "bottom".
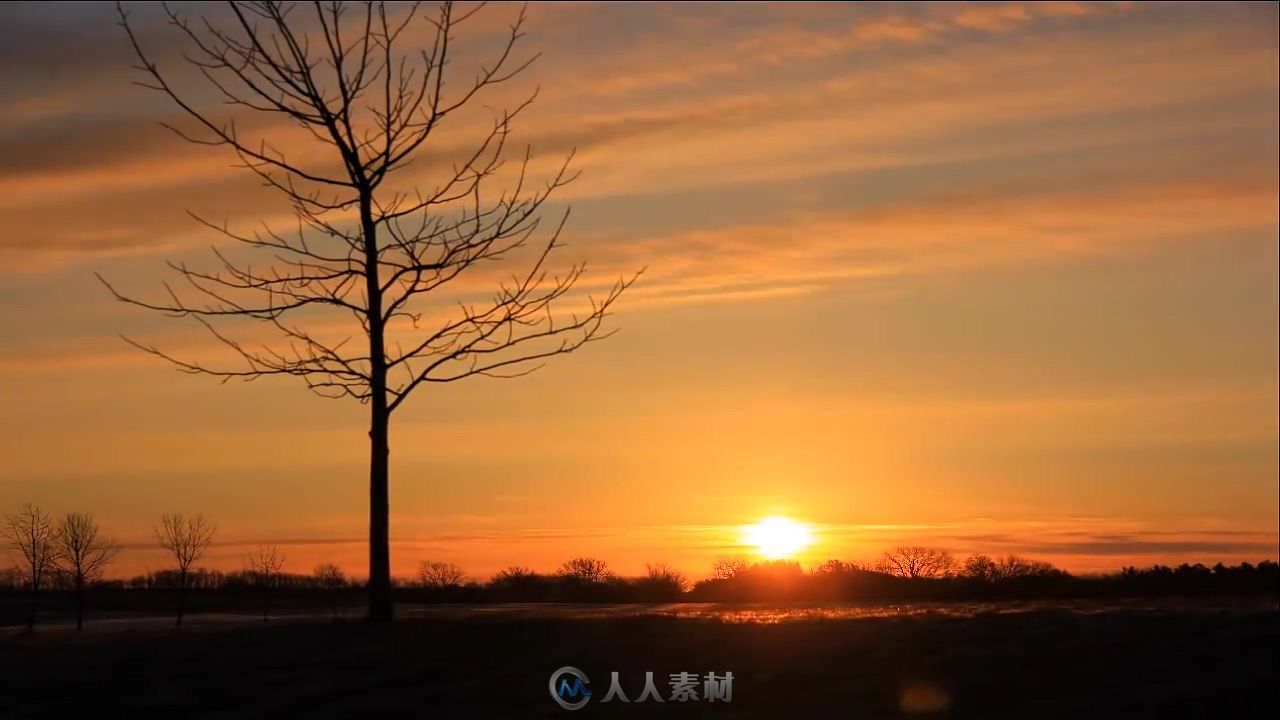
{"left": 156, "top": 513, "right": 216, "bottom": 576}
{"left": 4, "top": 504, "right": 60, "bottom": 630}
{"left": 106, "top": 1, "right": 639, "bottom": 621}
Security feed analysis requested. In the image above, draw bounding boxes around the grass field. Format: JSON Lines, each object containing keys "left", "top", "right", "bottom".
{"left": 1, "top": 601, "right": 1276, "bottom": 718}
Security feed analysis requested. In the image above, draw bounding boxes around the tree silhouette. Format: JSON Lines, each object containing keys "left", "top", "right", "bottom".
{"left": 640, "top": 562, "right": 688, "bottom": 600}
{"left": 54, "top": 513, "right": 120, "bottom": 631}
{"left": 246, "top": 544, "right": 286, "bottom": 621}
{"left": 489, "top": 565, "right": 544, "bottom": 600}
{"left": 963, "top": 553, "right": 1000, "bottom": 581}
{"left": 558, "top": 556, "right": 612, "bottom": 583}
{"left": 105, "top": 0, "right": 637, "bottom": 623}
{"left": 994, "top": 555, "right": 1058, "bottom": 579}
{"left": 875, "top": 546, "right": 956, "bottom": 579}
{"left": 963, "top": 554, "right": 1060, "bottom": 582}
{"left": 417, "top": 560, "right": 464, "bottom": 588}
{"left": 812, "top": 558, "right": 858, "bottom": 576}
{"left": 711, "top": 557, "right": 750, "bottom": 580}
{"left": 491, "top": 565, "right": 535, "bottom": 583}
{"left": 313, "top": 562, "right": 347, "bottom": 619}
{"left": 155, "top": 513, "right": 216, "bottom": 626}
{"left": 4, "top": 504, "right": 59, "bottom": 631}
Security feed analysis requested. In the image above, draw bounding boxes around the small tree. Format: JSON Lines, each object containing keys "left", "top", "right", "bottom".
{"left": 4, "top": 504, "right": 60, "bottom": 631}
{"left": 54, "top": 512, "right": 120, "bottom": 631}
{"left": 963, "top": 554, "right": 1000, "bottom": 581}
{"left": 418, "top": 561, "right": 465, "bottom": 588}
{"left": 711, "top": 557, "right": 750, "bottom": 580}
{"left": 246, "top": 545, "right": 286, "bottom": 621}
{"left": 558, "top": 557, "right": 612, "bottom": 583}
{"left": 313, "top": 562, "right": 346, "bottom": 619}
{"left": 995, "top": 555, "right": 1059, "bottom": 579}
{"left": 812, "top": 559, "right": 856, "bottom": 576}
{"left": 640, "top": 562, "right": 688, "bottom": 600}
{"left": 492, "top": 565, "right": 535, "bottom": 584}
{"left": 963, "top": 554, "right": 1060, "bottom": 582}
{"left": 875, "top": 546, "right": 956, "bottom": 579}
{"left": 155, "top": 513, "right": 215, "bottom": 626}
{"left": 489, "top": 565, "right": 542, "bottom": 599}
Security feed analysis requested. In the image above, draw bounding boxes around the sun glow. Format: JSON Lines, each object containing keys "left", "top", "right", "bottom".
{"left": 742, "top": 516, "right": 815, "bottom": 559}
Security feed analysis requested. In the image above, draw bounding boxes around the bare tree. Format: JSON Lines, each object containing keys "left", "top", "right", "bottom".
{"left": 246, "top": 544, "right": 286, "bottom": 620}
{"left": 963, "top": 554, "right": 1060, "bottom": 582}
{"left": 641, "top": 562, "right": 688, "bottom": 597}
{"left": 417, "top": 560, "right": 464, "bottom": 588}
{"left": 491, "top": 565, "right": 535, "bottom": 583}
{"left": 558, "top": 556, "right": 612, "bottom": 583}
{"left": 711, "top": 557, "right": 751, "bottom": 580}
{"left": 995, "top": 555, "right": 1059, "bottom": 578}
{"left": 105, "top": 1, "right": 638, "bottom": 623}
{"left": 488, "top": 565, "right": 539, "bottom": 597}
{"left": 54, "top": 513, "right": 120, "bottom": 631}
{"left": 875, "top": 546, "right": 957, "bottom": 579}
{"left": 811, "top": 558, "right": 858, "bottom": 576}
{"left": 313, "top": 562, "right": 346, "bottom": 619}
{"left": 155, "top": 513, "right": 216, "bottom": 625}
{"left": 963, "top": 553, "right": 1000, "bottom": 582}
{"left": 4, "top": 504, "right": 60, "bottom": 631}
{"left": 314, "top": 562, "right": 346, "bottom": 587}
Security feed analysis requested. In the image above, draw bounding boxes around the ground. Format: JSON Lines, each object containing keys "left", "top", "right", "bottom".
{"left": 1, "top": 601, "right": 1276, "bottom": 718}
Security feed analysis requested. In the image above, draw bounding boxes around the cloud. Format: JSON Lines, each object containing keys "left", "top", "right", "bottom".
{"left": 588, "top": 175, "right": 1277, "bottom": 309}
{"left": 1, "top": 167, "right": 1272, "bottom": 375}
{"left": 819, "top": 519, "right": 1279, "bottom": 570}
{"left": 119, "top": 535, "right": 364, "bottom": 551}
{"left": 561, "top": 0, "right": 1135, "bottom": 98}
{"left": 962, "top": 532, "right": 1280, "bottom": 559}
{"left": 1, "top": 0, "right": 1272, "bottom": 277}
{"left": 952, "top": 4, "right": 1032, "bottom": 32}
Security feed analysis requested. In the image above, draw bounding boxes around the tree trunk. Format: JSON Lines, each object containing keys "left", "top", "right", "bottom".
{"left": 362, "top": 194, "right": 394, "bottom": 623}
{"left": 177, "top": 570, "right": 186, "bottom": 627}
{"left": 367, "top": 392, "right": 392, "bottom": 621}
{"left": 76, "top": 577, "right": 84, "bottom": 632}
{"left": 26, "top": 579, "right": 37, "bottom": 632}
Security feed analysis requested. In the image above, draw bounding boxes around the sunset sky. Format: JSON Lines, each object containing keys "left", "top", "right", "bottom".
{"left": 1, "top": 1, "right": 1277, "bottom": 581}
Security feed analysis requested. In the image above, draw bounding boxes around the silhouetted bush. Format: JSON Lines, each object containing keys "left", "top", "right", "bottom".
{"left": 636, "top": 563, "right": 688, "bottom": 601}
{"left": 1, "top": 557, "right": 1275, "bottom": 625}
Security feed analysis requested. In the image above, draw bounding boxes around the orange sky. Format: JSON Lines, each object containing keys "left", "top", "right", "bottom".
{"left": 1, "top": 1, "right": 1277, "bottom": 581}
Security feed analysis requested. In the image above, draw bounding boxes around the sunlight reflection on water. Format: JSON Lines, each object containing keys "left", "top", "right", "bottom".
{"left": 8, "top": 599, "right": 1271, "bottom": 635}
{"left": 406, "top": 598, "right": 1276, "bottom": 624}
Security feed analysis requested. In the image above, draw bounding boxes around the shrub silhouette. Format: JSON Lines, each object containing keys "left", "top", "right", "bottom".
{"left": 637, "top": 563, "right": 688, "bottom": 601}
{"left": 418, "top": 562, "right": 465, "bottom": 589}
{"left": 876, "top": 546, "right": 957, "bottom": 579}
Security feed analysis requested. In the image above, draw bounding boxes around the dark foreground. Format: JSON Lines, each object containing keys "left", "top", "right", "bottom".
{"left": 1, "top": 602, "right": 1277, "bottom": 718}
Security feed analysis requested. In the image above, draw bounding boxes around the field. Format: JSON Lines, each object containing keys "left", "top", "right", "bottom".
{"left": 2, "top": 600, "right": 1277, "bottom": 718}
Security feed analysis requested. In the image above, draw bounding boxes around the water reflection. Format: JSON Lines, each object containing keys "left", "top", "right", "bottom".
{"left": 406, "top": 597, "right": 1275, "bottom": 623}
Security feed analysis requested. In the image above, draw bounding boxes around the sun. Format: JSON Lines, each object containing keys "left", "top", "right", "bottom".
{"left": 742, "top": 516, "right": 815, "bottom": 559}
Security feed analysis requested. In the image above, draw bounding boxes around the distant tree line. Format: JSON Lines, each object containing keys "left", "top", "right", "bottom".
{"left": 2, "top": 505, "right": 355, "bottom": 629}
{"left": 4, "top": 503, "right": 1277, "bottom": 629}
{"left": 337, "top": 552, "right": 1280, "bottom": 604}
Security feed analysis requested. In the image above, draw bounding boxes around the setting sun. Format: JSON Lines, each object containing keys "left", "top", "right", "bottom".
{"left": 742, "top": 517, "right": 815, "bottom": 560}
